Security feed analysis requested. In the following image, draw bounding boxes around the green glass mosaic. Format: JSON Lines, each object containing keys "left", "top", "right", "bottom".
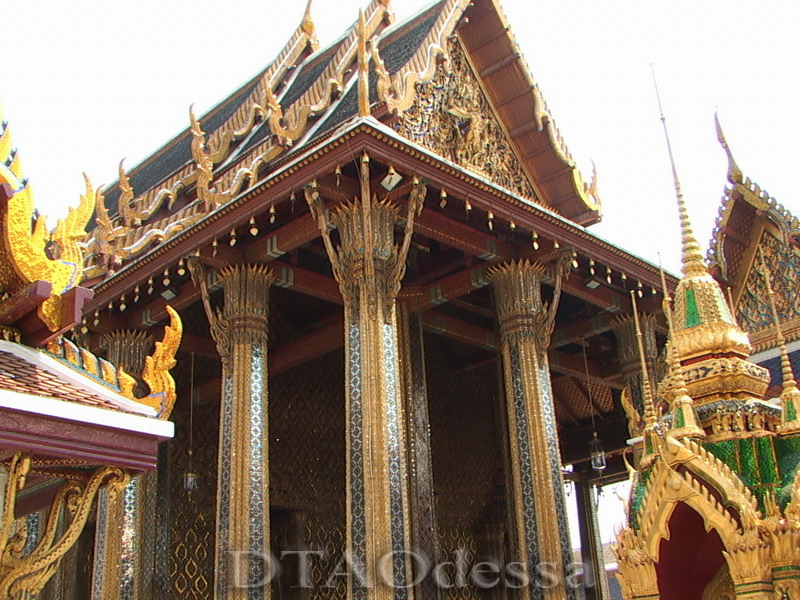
{"left": 739, "top": 438, "right": 757, "bottom": 486}
{"left": 630, "top": 468, "right": 651, "bottom": 529}
{"left": 757, "top": 436, "right": 778, "bottom": 485}
{"left": 685, "top": 287, "right": 701, "bottom": 328}
{"left": 706, "top": 439, "right": 738, "bottom": 474}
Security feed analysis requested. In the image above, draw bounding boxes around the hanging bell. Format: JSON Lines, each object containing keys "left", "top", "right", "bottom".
{"left": 249, "top": 216, "right": 259, "bottom": 236}
{"left": 269, "top": 204, "right": 277, "bottom": 224}
{"left": 229, "top": 228, "right": 237, "bottom": 247}
{"left": 177, "top": 258, "right": 186, "bottom": 276}
{"left": 486, "top": 211, "right": 494, "bottom": 231}
{"left": 162, "top": 269, "right": 171, "bottom": 286}
{"left": 439, "top": 189, "right": 447, "bottom": 209}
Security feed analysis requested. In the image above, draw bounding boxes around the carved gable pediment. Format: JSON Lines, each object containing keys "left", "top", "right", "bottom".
{"left": 392, "top": 38, "right": 536, "bottom": 201}
{"left": 737, "top": 229, "right": 800, "bottom": 347}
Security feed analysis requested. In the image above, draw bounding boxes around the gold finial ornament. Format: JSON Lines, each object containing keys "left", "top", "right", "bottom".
{"left": 755, "top": 248, "right": 800, "bottom": 432}
{"left": 118, "top": 306, "right": 183, "bottom": 418}
{"left": 357, "top": 9, "right": 370, "bottom": 118}
{"left": 300, "top": 0, "right": 316, "bottom": 37}
{"left": 1, "top": 112, "right": 94, "bottom": 331}
{"left": 715, "top": 112, "right": 744, "bottom": 184}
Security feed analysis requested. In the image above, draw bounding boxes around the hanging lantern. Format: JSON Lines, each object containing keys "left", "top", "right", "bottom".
{"left": 184, "top": 353, "right": 199, "bottom": 492}
{"left": 589, "top": 432, "right": 607, "bottom": 473}
{"left": 183, "top": 449, "right": 198, "bottom": 491}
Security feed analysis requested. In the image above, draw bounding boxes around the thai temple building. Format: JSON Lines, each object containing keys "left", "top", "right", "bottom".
{"left": 1, "top": 0, "right": 799, "bottom": 599}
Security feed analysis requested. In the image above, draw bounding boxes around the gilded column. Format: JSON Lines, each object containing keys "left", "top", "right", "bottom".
{"left": 397, "top": 302, "right": 440, "bottom": 600}
{"left": 488, "top": 257, "right": 576, "bottom": 600}
{"left": 306, "top": 154, "right": 426, "bottom": 600}
{"left": 92, "top": 331, "right": 155, "bottom": 600}
{"left": 574, "top": 471, "right": 610, "bottom": 600}
{"left": 190, "top": 261, "right": 275, "bottom": 600}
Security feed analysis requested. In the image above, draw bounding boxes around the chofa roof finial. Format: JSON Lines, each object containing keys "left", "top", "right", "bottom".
{"left": 715, "top": 112, "right": 744, "bottom": 185}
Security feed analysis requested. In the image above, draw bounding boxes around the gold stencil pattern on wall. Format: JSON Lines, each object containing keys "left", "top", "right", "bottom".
{"left": 270, "top": 350, "right": 346, "bottom": 600}
{"left": 169, "top": 402, "right": 218, "bottom": 598}
{"left": 427, "top": 338, "right": 506, "bottom": 600}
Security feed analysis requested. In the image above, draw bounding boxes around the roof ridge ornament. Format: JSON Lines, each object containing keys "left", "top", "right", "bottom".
{"left": 714, "top": 112, "right": 744, "bottom": 184}
{"left": 301, "top": 0, "right": 316, "bottom": 39}
{"left": 1, "top": 110, "right": 94, "bottom": 334}
{"left": 357, "top": 9, "right": 371, "bottom": 117}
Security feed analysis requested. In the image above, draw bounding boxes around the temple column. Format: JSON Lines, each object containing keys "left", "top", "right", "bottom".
{"left": 306, "top": 155, "right": 426, "bottom": 600}
{"left": 92, "top": 331, "right": 155, "bottom": 600}
{"left": 574, "top": 471, "right": 610, "bottom": 600}
{"left": 190, "top": 261, "right": 275, "bottom": 600}
{"left": 488, "top": 257, "right": 576, "bottom": 600}
{"left": 397, "top": 302, "right": 440, "bottom": 600}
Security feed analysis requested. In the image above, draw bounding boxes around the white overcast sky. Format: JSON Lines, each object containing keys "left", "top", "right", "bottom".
{"left": 3, "top": 0, "right": 798, "bottom": 276}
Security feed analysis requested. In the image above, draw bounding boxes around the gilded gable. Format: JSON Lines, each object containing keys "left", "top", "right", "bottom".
{"left": 392, "top": 38, "right": 536, "bottom": 201}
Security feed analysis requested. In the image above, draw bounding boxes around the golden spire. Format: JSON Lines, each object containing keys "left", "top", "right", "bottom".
{"left": 631, "top": 291, "right": 660, "bottom": 465}
{"left": 650, "top": 68, "right": 753, "bottom": 370}
{"left": 357, "top": 9, "right": 370, "bottom": 118}
{"left": 651, "top": 68, "right": 706, "bottom": 278}
{"left": 660, "top": 264, "right": 705, "bottom": 439}
{"left": 756, "top": 247, "right": 800, "bottom": 432}
{"left": 714, "top": 112, "right": 743, "bottom": 184}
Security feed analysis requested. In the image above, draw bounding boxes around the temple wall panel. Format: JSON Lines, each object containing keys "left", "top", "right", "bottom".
{"left": 426, "top": 336, "right": 507, "bottom": 600}
{"left": 269, "top": 349, "right": 346, "bottom": 600}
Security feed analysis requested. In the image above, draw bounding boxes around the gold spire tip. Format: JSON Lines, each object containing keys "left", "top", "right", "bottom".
{"left": 650, "top": 65, "right": 707, "bottom": 278}
{"left": 630, "top": 290, "right": 657, "bottom": 426}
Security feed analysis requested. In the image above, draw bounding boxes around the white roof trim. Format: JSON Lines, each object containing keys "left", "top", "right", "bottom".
{"left": 0, "top": 388, "right": 173, "bottom": 439}
{"left": 0, "top": 340, "right": 156, "bottom": 417}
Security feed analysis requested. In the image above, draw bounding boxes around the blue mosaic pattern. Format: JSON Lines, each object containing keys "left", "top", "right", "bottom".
{"left": 23, "top": 512, "right": 40, "bottom": 556}
{"left": 382, "top": 322, "right": 409, "bottom": 598}
{"left": 537, "top": 357, "right": 577, "bottom": 600}
{"left": 120, "top": 478, "right": 140, "bottom": 600}
{"left": 347, "top": 312, "right": 368, "bottom": 600}
{"left": 216, "top": 374, "right": 234, "bottom": 598}
{"left": 509, "top": 345, "right": 543, "bottom": 600}
{"left": 248, "top": 343, "right": 267, "bottom": 598}
{"left": 92, "top": 490, "right": 109, "bottom": 600}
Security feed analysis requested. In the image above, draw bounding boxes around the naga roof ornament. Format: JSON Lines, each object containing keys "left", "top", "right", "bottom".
{"left": 117, "top": 305, "right": 183, "bottom": 419}
{"left": 0, "top": 107, "right": 94, "bottom": 333}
